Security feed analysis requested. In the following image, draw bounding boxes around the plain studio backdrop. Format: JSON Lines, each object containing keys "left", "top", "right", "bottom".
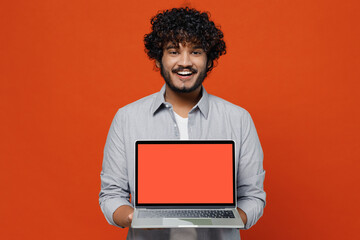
{"left": 1, "top": 0, "right": 359, "bottom": 239}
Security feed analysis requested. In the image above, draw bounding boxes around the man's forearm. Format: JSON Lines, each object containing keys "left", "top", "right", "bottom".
{"left": 237, "top": 208, "right": 248, "bottom": 225}
{"left": 113, "top": 205, "right": 134, "bottom": 228}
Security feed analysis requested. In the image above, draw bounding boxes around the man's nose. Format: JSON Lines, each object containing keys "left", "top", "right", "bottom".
{"left": 178, "top": 52, "right": 192, "bottom": 67}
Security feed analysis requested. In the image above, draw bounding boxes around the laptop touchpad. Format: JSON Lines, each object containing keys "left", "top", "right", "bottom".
{"left": 163, "top": 218, "right": 212, "bottom": 226}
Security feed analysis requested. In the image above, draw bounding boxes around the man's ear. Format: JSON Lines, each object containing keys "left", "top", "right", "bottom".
{"left": 207, "top": 60, "right": 213, "bottom": 70}
{"left": 155, "top": 60, "right": 161, "bottom": 68}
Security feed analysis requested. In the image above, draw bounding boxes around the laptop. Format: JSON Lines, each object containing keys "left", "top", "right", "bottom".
{"left": 131, "top": 140, "right": 244, "bottom": 229}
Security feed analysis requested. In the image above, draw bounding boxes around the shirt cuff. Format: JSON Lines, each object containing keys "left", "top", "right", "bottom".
{"left": 100, "top": 198, "right": 133, "bottom": 227}
{"left": 237, "top": 198, "right": 265, "bottom": 229}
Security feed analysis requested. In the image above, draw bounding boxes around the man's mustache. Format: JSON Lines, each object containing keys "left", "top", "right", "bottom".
{"left": 172, "top": 67, "right": 198, "bottom": 74}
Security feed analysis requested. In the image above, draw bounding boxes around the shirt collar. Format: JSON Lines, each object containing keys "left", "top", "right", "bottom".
{"left": 151, "top": 85, "right": 167, "bottom": 115}
{"left": 151, "top": 84, "right": 210, "bottom": 119}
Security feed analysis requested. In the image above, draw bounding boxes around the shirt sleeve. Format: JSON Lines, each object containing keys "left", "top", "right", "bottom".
{"left": 237, "top": 111, "right": 266, "bottom": 229}
{"left": 99, "top": 109, "right": 133, "bottom": 227}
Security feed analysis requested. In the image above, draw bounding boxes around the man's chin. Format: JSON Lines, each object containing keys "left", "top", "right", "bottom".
{"left": 167, "top": 83, "right": 200, "bottom": 93}
{"left": 162, "top": 68, "right": 207, "bottom": 94}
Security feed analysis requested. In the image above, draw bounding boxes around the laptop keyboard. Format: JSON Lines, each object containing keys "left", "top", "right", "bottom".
{"left": 138, "top": 209, "right": 235, "bottom": 218}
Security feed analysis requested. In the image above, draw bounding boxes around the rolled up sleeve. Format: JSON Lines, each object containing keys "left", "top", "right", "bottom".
{"left": 237, "top": 112, "right": 266, "bottom": 229}
{"left": 99, "top": 110, "right": 132, "bottom": 227}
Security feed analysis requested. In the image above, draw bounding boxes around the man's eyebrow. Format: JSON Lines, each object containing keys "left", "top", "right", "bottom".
{"left": 165, "top": 45, "right": 178, "bottom": 50}
{"left": 164, "top": 44, "right": 204, "bottom": 50}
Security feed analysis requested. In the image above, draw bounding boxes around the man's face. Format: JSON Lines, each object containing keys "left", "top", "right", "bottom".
{"left": 157, "top": 42, "right": 209, "bottom": 93}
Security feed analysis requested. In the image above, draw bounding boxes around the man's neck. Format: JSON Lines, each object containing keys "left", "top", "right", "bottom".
{"left": 164, "top": 85, "right": 202, "bottom": 118}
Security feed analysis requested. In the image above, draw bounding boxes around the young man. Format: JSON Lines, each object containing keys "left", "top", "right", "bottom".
{"left": 99, "top": 7, "right": 266, "bottom": 240}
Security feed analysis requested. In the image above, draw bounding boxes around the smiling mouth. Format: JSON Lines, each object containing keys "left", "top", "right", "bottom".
{"left": 173, "top": 68, "right": 198, "bottom": 78}
{"left": 176, "top": 71, "right": 193, "bottom": 76}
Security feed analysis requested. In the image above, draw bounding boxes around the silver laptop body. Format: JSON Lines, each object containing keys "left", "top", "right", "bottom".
{"left": 131, "top": 140, "right": 244, "bottom": 229}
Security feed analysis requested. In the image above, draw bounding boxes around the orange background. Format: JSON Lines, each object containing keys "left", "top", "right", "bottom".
{"left": 138, "top": 144, "right": 233, "bottom": 203}
{"left": 1, "top": 0, "right": 359, "bottom": 239}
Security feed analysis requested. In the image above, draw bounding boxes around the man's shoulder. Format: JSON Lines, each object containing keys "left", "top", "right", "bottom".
{"left": 123, "top": 92, "right": 157, "bottom": 109}
{"left": 114, "top": 91, "right": 158, "bottom": 117}
{"left": 208, "top": 93, "right": 250, "bottom": 117}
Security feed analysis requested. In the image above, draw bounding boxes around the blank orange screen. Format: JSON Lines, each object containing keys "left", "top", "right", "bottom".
{"left": 137, "top": 143, "right": 233, "bottom": 204}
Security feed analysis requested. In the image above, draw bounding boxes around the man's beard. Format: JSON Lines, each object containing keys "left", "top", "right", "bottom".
{"left": 160, "top": 62, "right": 207, "bottom": 93}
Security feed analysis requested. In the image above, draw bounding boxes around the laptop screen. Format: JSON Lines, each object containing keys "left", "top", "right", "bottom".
{"left": 135, "top": 140, "right": 235, "bottom": 206}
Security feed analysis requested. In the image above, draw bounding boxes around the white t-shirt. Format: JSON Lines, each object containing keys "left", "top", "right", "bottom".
{"left": 173, "top": 111, "right": 189, "bottom": 140}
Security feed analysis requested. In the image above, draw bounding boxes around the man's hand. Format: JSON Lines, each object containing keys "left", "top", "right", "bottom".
{"left": 237, "top": 208, "right": 248, "bottom": 226}
{"left": 113, "top": 205, "right": 134, "bottom": 228}
{"left": 127, "top": 212, "right": 133, "bottom": 222}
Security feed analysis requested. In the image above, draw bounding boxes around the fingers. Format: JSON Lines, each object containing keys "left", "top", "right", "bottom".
{"left": 127, "top": 212, "right": 134, "bottom": 227}
{"left": 128, "top": 212, "right": 161, "bottom": 230}
{"left": 128, "top": 212, "right": 134, "bottom": 223}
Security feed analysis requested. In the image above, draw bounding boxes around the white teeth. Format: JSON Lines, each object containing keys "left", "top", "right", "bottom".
{"left": 177, "top": 71, "right": 192, "bottom": 76}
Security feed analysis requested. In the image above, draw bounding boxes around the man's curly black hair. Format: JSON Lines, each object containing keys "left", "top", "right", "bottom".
{"left": 144, "top": 7, "right": 226, "bottom": 72}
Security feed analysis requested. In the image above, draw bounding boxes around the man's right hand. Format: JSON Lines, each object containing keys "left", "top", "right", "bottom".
{"left": 126, "top": 212, "right": 134, "bottom": 226}
{"left": 113, "top": 205, "right": 134, "bottom": 228}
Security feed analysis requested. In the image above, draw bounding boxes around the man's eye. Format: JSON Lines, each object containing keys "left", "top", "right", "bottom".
{"left": 169, "top": 51, "right": 178, "bottom": 55}
{"left": 192, "top": 51, "right": 202, "bottom": 55}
